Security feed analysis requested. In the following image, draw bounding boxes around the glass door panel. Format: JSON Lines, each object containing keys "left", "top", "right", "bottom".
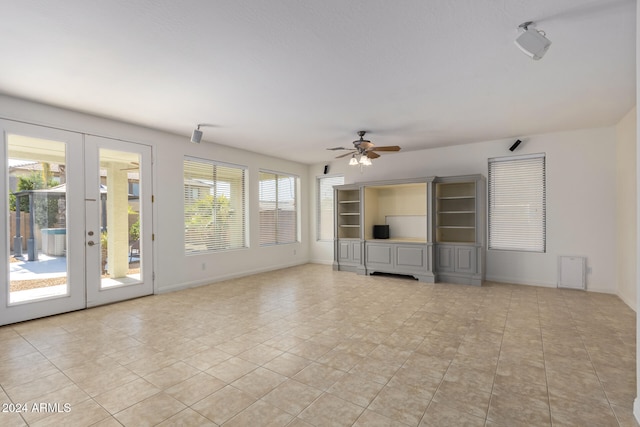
{"left": 1, "top": 120, "right": 85, "bottom": 325}
{"left": 99, "top": 148, "right": 143, "bottom": 289}
{"left": 8, "top": 136, "right": 68, "bottom": 303}
{"left": 85, "top": 136, "right": 152, "bottom": 307}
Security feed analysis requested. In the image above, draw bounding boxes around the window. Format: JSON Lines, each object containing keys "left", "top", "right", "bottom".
{"left": 317, "top": 175, "right": 344, "bottom": 240}
{"left": 184, "top": 158, "right": 246, "bottom": 254}
{"left": 259, "top": 171, "right": 298, "bottom": 245}
{"left": 488, "top": 154, "right": 546, "bottom": 252}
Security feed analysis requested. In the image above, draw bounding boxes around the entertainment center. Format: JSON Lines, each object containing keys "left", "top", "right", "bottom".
{"left": 333, "top": 175, "right": 486, "bottom": 285}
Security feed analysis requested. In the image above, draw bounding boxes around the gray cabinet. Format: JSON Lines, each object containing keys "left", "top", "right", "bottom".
{"left": 333, "top": 175, "right": 484, "bottom": 285}
{"left": 435, "top": 244, "right": 481, "bottom": 285}
{"left": 366, "top": 241, "right": 432, "bottom": 282}
{"left": 333, "top": 185, "right": 364, "bottom": 273}
{"left": 434, "top": 175, "right": 485, "bottom": 286}
{"left": 336, "top": 239, "right": 362, "bottom": 272}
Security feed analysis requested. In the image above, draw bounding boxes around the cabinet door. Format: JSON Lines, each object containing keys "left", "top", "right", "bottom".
{"left": 396, "top": 245, "right": 426, "bottom": 269}
{"left": 351, "top": 241, "right": 361, "bottom": 263}
{"left": 366, "top": 244, "right": 393, "bottom": 266}
{"left": 436, "top": 245, "right": 454, "bottom": 272}
{"left": 455, "top": 246, "right": 476, "bottom": 274}
{"left": 338, "top": 241, "right": 351, "bottom": 262}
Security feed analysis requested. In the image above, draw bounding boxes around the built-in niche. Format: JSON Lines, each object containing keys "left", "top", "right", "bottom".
{"left": 364, "top": 183, "right": 427, "bottom": 241}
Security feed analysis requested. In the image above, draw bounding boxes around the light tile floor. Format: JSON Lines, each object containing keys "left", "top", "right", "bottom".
{"left": 0, "top": 263, "right": 638, "bottom": 426}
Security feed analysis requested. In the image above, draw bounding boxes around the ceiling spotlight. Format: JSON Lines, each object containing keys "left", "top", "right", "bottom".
{"left": 190, "top": 123, "right": 218, "bottom": 143}
{"left": 515, "top": 21, "right": 551, "bottom": 60}
{"left": 191, "top": 125, "right": 203, "bottom": 143}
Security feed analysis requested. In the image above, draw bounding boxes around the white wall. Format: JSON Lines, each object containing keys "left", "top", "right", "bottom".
{"left": 0, "top": 95, "right": 311, "bottom": 293}
{"left": 616, "top": 107, "right": 637, "bottom": 310}
{"left": 0, "top": 94, "right": 627, "bottom": 296}
{"left": 311, "top": 126, "right": 618, "bottom": 293}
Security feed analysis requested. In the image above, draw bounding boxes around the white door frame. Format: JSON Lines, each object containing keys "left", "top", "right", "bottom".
{"left": 0, "top": 120, "right": 154, "bottom": 326}
{"left": 0, "top": 120, "right": 85, "bottom": 325}
{"left": 85, "top": 135, "right": 153, "bottom": 307}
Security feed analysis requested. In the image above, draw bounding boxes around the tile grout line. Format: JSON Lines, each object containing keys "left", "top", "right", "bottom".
{"left": 483, "top": 287, "right": 511, "bottom": 427}
{"left": 538, "top": 287, "right": 554, "bottom": 427}
{"left": 570, "top": 293, "right": 623, "bottom": 427}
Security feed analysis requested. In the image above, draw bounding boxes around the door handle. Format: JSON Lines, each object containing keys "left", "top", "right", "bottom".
{"left": 87, "top": 241, "right": 96, "bottom": 246}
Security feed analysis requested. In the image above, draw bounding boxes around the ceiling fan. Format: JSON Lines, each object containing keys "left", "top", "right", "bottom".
{"left": 328, "top": 131, "right": 401, "bottom": 163}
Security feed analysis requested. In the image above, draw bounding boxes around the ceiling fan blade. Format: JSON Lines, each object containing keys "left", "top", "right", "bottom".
{"left": 359, "top": 141, "right": 374, "bottom": 150}
{"left": 327, "top": 147, "right": 350, "bottom": 151}
{"left": 370, "top": 146, "right": 401, "bottom": 152}
{"left": 335, "top": 151, "right": 356, "bottom": 159}
{"left": 367, "top": 151, "right": 380, "bottom": 159}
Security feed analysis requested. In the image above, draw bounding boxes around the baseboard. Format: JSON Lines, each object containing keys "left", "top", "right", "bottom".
{"left": 484, "top": 275, "right": 618, "bottom": 295}
{"left": 156, "top": 260, "right": 308, "bottom": 294}
{"left": 310, "top": 258, "right": 333, "bottom": 265}
{"left": 484, "top": 275, "right": 556, "bottom": 288}
{"left": 617, "top": 291, "right": 637, "bottom": 312}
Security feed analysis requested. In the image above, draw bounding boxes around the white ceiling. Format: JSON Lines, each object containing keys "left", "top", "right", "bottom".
{"left": 0, "top": 0, "right": 635, "bottom": 164}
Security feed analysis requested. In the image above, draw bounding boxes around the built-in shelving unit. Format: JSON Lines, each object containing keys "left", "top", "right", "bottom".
{"left": 436, "top": 182, "right": 476, "bottom": 243}
{"left": 434, "top": 175, "right": 486, "bottom": 286}
{"left": 336, "top": 189, "right": 361, "bottom": 239}
{"left": 334, "top": 178, "right": 434, "bottom": 282}
{"left": 333, "top": 175, "right": 485, "bottom": 285}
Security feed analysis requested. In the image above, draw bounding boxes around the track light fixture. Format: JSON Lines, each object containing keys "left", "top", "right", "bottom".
{"left": 190, "top": 123, "right": 216, "bottom": 143}
{"left": 191, "top": 125, "right": 203, "bottom": 143}
{"left": 515, "top": 21, "right": 551, "bottom": 60}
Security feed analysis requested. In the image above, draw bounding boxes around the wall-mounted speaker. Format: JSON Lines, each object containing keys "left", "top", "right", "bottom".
{"left": 509, "top": 139, "right": 522, "bottom": 151}
{"left": 323, "top": 164, "right": 329, "bottom": 175}
{"left": 515, "top": 27, "right": 551, "bottom": 60}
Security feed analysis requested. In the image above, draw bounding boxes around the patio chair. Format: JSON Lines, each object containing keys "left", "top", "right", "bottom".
{"left": 129, "top": 240, "right": 140, "bottom": 262}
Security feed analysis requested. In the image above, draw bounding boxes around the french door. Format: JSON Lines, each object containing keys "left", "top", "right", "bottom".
{"left": 0, "top": 120, "right": 153, "bottom": 325}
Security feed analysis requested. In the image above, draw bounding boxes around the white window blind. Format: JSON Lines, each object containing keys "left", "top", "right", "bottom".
{"left": 184, "top": 158, "right": 246, "bottom": 254}
{"left": 317, "top": 175, "right": 344, "bottom": 241}
{"left": 259, "top": 171, "right": 298, "bottom": 245}
{"left": 488, "top": 154, "right": 546, "bottom": 252}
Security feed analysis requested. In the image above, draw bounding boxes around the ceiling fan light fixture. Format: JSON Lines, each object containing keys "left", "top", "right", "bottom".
{"left": 334, "top": 130, "right": 401, "bottom": 167}
{"left": 361, "top": 156, "right": 372, "bottom": 166}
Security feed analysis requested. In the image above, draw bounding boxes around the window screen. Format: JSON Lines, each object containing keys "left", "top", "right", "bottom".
{"left": 259, "top": 171, "right": 298, "bottom": 245}
{"left": 488, "top": 154, "right": 546, "bottom": 252}
{"left": 184, "top": 158, "right": 246, "bottom": 254}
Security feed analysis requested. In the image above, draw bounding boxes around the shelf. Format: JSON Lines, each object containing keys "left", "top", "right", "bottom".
{"left": 438, "top": 211, "right": 475, "bottom": 214}
{"left": 339, "top": 200, "right": 360, "bottom": 204}
{"left": 339, "top": 225, "right": 361, "bottom": 228}
{"left": 367, "top": 238, "right": 427, "bottom": 243}
{"left": 339, "top": 213, "right": 360, "bottom": 216}
{"left": 437, "top": 196, "right": 475, "bottom": 200}
{"left": 437, "top": 226, "right": 475, "bottom": 229}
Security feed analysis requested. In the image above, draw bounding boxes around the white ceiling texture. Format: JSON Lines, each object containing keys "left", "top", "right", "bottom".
{"left": 0, "top": 0, "right": 636, "bottom": 164}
